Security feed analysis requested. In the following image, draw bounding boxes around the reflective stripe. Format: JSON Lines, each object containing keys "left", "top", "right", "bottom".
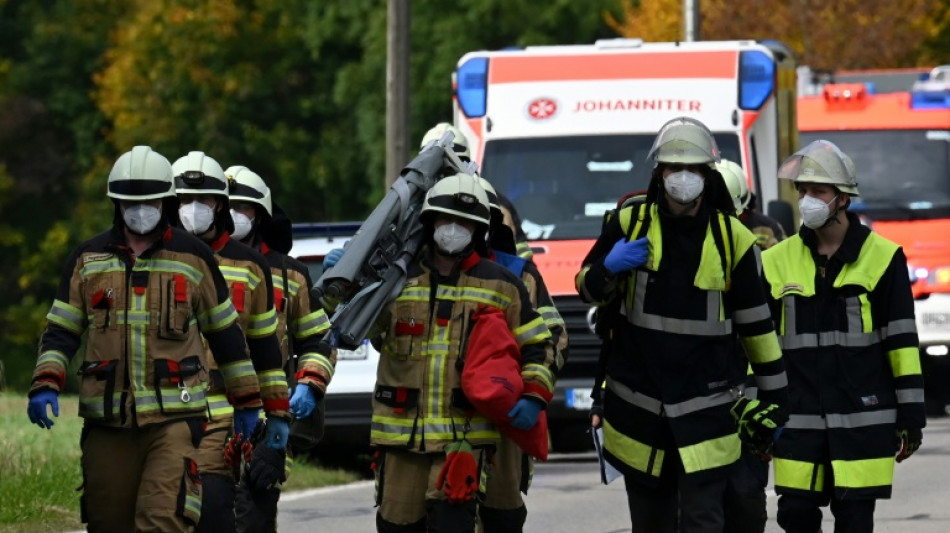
{"left": 664, "top": 390, "right": 735, "bottom": 418}
{"left": 846, "top": 296, "right": 865, "bottom": 334}
{"left": 397, "top": 285, "right": 512, "bottom": 309}
{"left": 219, "top": 265, "right": 262, "bottom": 290}
{"left": 741, "top": 332, "right": 783, "bottom": 364}
{"left": 246, "top": 308, "right": 278, "bottom": 337}
{"left": 273, "top": 275, "right": 301, "bottom": 296}
{"left": 884, "top": 318, "right": 917, "bottom": 337}
{"left": 112, "top": 309, "right": 155, "bottom": 326}
{"left": 888, "top": 347, "right": 922, "bottom": 377}
{"left": 79, "top": 257, "right": 125, "bottom": 278}
{"left": 831, "top": 457, "right": 894, "bottom": 489}
{"left": 47, "top": 300, "right": 86, "bottom": 333}
{"left": 513, "top": 317, "right": 551, "bottom": 347}
{"left": 538, "top": 305, "right": 565, "bottom": 328}
{"left": 79, "top": 396, "right": 123, "bottom": 419}
{"left": 370, "top": 415, "right": 499, "bottom": 443}
{"left": 199, "top": 299, "right": 239, "bottom": 332}
{"left": 36, "top": 350, "right": 69, "bottom": 369}
{"left": 130, "top": 288, "right": 147, "bottom": 391}
{"left": 220, "top": 359, "right": 257, "bottom": 383}
{"left": 299, "top": 353, "right": 335, "bottom": 380}
{"left": 734, "top": 303, "right": 772, "bottom": 325}
{"left": 428, "top": 323, "right": 450, "bottom": 417}
{"left": 185, "top": 490, "right": 201, "bottom": 520}
{"left": 785, "top": 409, "right": 896, "bottom": 430}
{"left": 521, "top": 363, "right": 555, "bottom": 391}
{"left": 602, "top": 419, "right": 664, "bottom": 478}
{"left": 754, "top": 372, "right": 788, "bottom": 392}
{"left": 137, "top": 258, "right": 204, "bottom": 285}
{"left": 258, "top": 369, "right": 288, "bottom": 389}
{"left": 294, "top": 309, "right": 331, "bottom": 338}
{"left": 896, "top": 388, "right": 925, "bottom": 404}
{"left": 134, "top": 386, "right": 207, "bottom": 413}
{"left": 780, "top": 328, "right": 882, "bottom": 350}
{"left": 678, "top": 432, "right": 740, "bottom": 474}
{"left": 630, "top": 271, "right": 732, "bottom": 336}
{"left": 774, "top": 458, "right": 824, "bottom": 492}
{"left": 207, "top": 394, "right": 234, "bottom": 419}
{"left": 606, "top": 376, "right": 662, "bottom": 415}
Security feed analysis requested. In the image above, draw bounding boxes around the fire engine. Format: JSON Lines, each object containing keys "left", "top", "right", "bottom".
{"left": 798, "top": 72, "right": 950, "bottom": 415}
{"left": 453, "top": 39, "right": 799, "bottom": 450}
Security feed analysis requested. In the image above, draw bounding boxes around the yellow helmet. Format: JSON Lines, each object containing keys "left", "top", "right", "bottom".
{"left": 716, "top": 159, "right": 750, "bottom": 214}
{"left": 778, "top": 140, "right": 859, "bottom": 195}
{"left": 420, "top": 122, "right": 471, "bottom": 160}
{"left": 647, "top": 116, "right": 721, "bottom": 167}
{"left": 421, "top": 173, "right": 490, "bottom": 227}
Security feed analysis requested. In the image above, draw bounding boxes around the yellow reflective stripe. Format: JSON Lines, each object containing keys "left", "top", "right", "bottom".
{"left": 207, "top": 394, "right": 234, "bottom": 419}
{"left": 220, "top": 359, "right": 257, "bottom": 382}
{"left": 48, "top": 300, "right": 85, "bottom": 333}
{"left": 79, "top": 396, "right": 123, "bottom": 418}
{"left": 79, "top": 257, "right": 125, "bottom": 278}
{"left": 299, "top": 353, "right": 335, "bottom": 379}
{"left": 294, "top": 309, "right": 331, "bottom": 338}
{"left": 538, "top": 305, "right": 565, "bottom": 328}
{"left": 678, "top": 433, "right": 740, "bottom": 474}
{"left": 111, "top": 310, "right": 157, "bottom": 326}
{"left": 832, "top": 457, "right": 894, "bottom": 489}
{"left": 272, "top": 276, "right": 301, "bottom": 296}
{"left": 516, "top": 241, "right": 533, "bottom": 259}
{"left": 888, "top": 347, "right": 922, "bottom": 377}
{"left": 513, "top": 316, "right": 550, "bottom": 346}
{"left": 185, "top": 491, "right": 201, "bottom": 519}
{"left": 130, "top": 289, "right": 147, "bottom": 390}
{"left": 858, "top": 293, "right": 872, "bottom": 333}
{"left": 428, "top": 323, "right": 451, "bottom": 417}
{"left": 775, "top": 458, "right": 824, "bottom": 492}
{"left": 521, "top": 363, "right": 554, "bottom": 391}
{"left": 199, "top": 299, "right": 238, "bottom": 332}
{"left": 134, "top": 386, "right": 207, "bottom": 413}
{"left": 246, "top": 308, "right": 278, "bottom": 337}
{"left": 741, "top": 332, "right": 783, "bottom": 364}
{"left": 37, "top": 350, "right": 69, "bottom": 369}
{"left": 397, "top": 285, "right": 512, "bottom": 309}
{"left": 220, "top": 265, "right": 262, "bottom": 290}
{"left": 370, "top": 416, "right": 498, "bottom": 442}
{"left": 258, "top": 369, "right": 288, "bottom": 389}
{"left": 137, "top": 258, "right": 204, "bottom": 285}
{"left": 602, "top": 419, "right": 663, "bottom": 478}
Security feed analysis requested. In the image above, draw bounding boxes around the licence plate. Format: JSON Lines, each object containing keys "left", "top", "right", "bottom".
{"left": 566, "top": 388, "right": 593, "bottom": 410}
{"left": 336, "top": 341, "right": 370, "bottom": 361}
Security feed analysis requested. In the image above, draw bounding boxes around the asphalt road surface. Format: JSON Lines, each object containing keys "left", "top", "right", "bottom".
{"left": 278, "top": 416, "right": 950, "bottom": 532}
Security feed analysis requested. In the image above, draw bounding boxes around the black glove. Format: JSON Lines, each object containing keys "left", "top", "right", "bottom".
{"left": 244, "top": 442, "right": 286, "bottom": 492}
{"left": 730, "top": 397, "right": 788, "bottom": 455}
{"left": 896, "top": 427, "right": 922, "bottom": 463}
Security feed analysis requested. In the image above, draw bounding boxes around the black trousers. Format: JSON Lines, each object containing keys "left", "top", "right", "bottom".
{"left": 723, "top": 451, "right": 769, "bottom": 533}
{"left": 777, "top": 493, "right": 876, "bottom": 533}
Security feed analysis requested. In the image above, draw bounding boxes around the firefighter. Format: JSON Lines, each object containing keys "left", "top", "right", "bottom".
{"left": 575, "top": 117, "right": 789, "bottom": 532}
{"left": 476, "top": 176, "right": 568, "bottom": 533}
{"left": 25, "top": 146, "right": 263, "bottom": 532}
{"left": 369, "top": 172, "right": 556, "bottom": 533}
{"left": 762, "top": 140, "right": 925, "bottom": 532}
{"left": 172, "top": 152, "right": 291, "bottom": 533}
{"left": 226, "top": 164, "right": 336, "bottom": 532}
{"left": 719, "top": 159, "right": 786, "bottom": 249}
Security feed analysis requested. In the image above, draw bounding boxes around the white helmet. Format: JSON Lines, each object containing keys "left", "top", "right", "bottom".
{"left": 107, "top": 146, "right": 175, "bottom": 201}
{"left": 647, "top": 116, "right": 721, "bottom": 168}
{"left": 420, "top": 122, "right": 471, "bottom": 160}
{"left": 172, "top": 151, "right": 229, "bottom": 197}
{"left": 716, "top": 159, "right": 751, "bottom": 214}
{"left": 474, "top": 175, "right": 501, "bottom": 212}
{"left": 778, "top": 140, "right": 859, "bottom": 195}
{"left": 421, "top": 173, "right": 490, "bottom": 227}
{"left": 226, "top": 165, "right": 272, "bottom": 216}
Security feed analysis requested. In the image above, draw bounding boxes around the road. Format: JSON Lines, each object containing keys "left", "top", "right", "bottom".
{"left": 278, "top": 416, "right": 950, "bottom": 532}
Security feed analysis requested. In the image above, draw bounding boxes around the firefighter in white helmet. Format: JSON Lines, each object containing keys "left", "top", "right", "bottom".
{"left": 576, "top": 117, "right": 788, "bottom": 532}
{"left": 763, "top": 140, "right": 924, "bottom": 532}
{"left": 226, "top": 165, "right": 335, "bottom": 532}
{"left": 718, "top": 159, "right": 786, "bottom": 250}
{"left": 369, "top": 172, "right": 555, "bottom": 532}
{"left": 27, "top": 146, "right": 263, "bottom": 531}
{"left": 172, "top": 152, "right": 291, "bottom": 533}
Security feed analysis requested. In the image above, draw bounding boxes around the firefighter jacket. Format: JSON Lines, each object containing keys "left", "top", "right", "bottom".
{"left": 575, "top": 202, "right": 787, "bottom": 487}
{"left": 257, "top": 240, "right": 335, "bottom": 396}
{"left": 761, "top": 212, "right": 925, "bottom": 500}
{"left": 370, "top": 247, "right": 555, "bottom": 453}
{"left": 203, "top": 233, "right": 289, "bottom": 421}
{"left": 32, "top": 225, "right": 262, "bottom": 428}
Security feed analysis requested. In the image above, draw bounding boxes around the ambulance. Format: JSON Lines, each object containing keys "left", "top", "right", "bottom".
{"left": 453, "top": 39, "right": 800, "bottom": 450}
{"left": 798, "top": 75, "right": 950, "bottom": 415}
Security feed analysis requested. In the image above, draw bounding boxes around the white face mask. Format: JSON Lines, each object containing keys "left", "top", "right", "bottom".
{"left": 799, "top": 194, "right": 837, "bottom": 229}
{"left": 433, "top": 222, "right": 473, "bottom": 255}
{"left": 664, "top": 170, "right": 705, "bottom": 204}
{"left": 230, "top": 210, "right": 254, "bottom": 240}
{"left": 122, "top": 204, "right": 162, "bottom": 235}
{"left": 179, "top": 202, "right": 216, "bottom": 235}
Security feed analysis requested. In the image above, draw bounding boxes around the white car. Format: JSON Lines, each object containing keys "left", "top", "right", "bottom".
{"left": 289, "top": 222, "right": 379, "bottom": 454}
{"left": 914, "top": 292, "right": 950, "bottom": 416}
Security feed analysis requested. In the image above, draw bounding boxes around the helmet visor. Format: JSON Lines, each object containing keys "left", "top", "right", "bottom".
{"left": 647, "top": 117, "right": 721, "bottom": 165}
{"left": 778, "top": 140, "right": 857, "bottom": 190}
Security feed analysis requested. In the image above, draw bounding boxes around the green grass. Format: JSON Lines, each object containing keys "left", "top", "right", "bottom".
{"left": 0, "top": 393, "right": 359, "bottom": 533}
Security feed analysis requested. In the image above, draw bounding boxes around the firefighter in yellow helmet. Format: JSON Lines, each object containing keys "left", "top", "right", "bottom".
{"left": 370, "top": 172, "right": 555, "bottom": 532}
{"left": 575, "top": 117, "right": 788, "bottom": 532}
{"left": 718, "top": 159, "right": 786, "bottom": 250}
{"left": 172, "top": 152, "right": 291, "bottom": 533}
{"left": 27, "top": 146, "right": 263, "bottom": 532}
{"left": 226, "top": 165, "right": 335, "bottom": 532}
{"left": 762, "top": 140, "right": 924, "bottom": 532}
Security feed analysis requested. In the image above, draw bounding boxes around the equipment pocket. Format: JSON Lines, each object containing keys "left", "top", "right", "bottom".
{"left": 89, "top": 287, "right": 115, "bottom": 331}
{"left": 177, "top": 457, "right": 203, "bottom": 526}
{"left": 152, "top": 356, "right": 205, "bottom": 414}
{"left": 160, "top": 274, "right": 192, "bottom": 340}
{"left": 374, "top": 385, "right": 420, "bottom": 415}
{"left": 77, "top": 360, "right": 118, "bottom": 421}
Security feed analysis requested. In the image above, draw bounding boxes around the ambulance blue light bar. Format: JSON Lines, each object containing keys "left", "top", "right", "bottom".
{"left": 457, "top": 57, "right": 488, "bottom": 118}
{"left": 739, "top": 50, "right": 775, "bottom": 110}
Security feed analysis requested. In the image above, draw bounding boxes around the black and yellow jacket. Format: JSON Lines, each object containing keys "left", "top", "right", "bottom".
{"left": 31, "top": 225, "right": 261, "bottom": 428}
{"left": 762, "top": 212, "right": 925, "bottom": 500}
{"left": 203, "top": 233, "right": 289, "bottom": 420}
{"left": 370, "top": 247, "right": 555, "bottom": 453}
{"left": 576, "top": 202, "right": 787, "bottom": 486}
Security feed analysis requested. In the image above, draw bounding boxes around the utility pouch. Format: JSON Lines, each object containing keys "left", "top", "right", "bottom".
{"left": 374, "top": 385, "right": 420, "bottom": 414}
{"left": 90, "top": 288, "right": 114, "bottom": 330}
{"left": 153, "top": 356, "right": 204, "bottom": 414}
{"left": 176, "top": 457, "right": 203, "bottom": 525}
{"left": 77, "top": 360, "right": 118, "bottom": 421}
{"left": 161, "top": 274, "right": 192, "bottom": 340}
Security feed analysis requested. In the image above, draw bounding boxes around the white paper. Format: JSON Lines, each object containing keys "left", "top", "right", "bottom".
{"left": 592, "top": 427, "right": 623, "bottom": 485}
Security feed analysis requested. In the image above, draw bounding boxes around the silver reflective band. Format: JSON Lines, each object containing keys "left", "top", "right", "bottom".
{"left": 784, "top": 409, "right": 896, "bottom": 430}
{"left": 630, "top": 271, "right": 731, "bottom": 336}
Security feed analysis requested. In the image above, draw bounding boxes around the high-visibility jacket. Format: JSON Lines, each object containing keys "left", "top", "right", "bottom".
{"left": 256, "top": 240, "right": 335, "bottom": 395}
{"left": 370, "top": 248, "right": 555, "bottom": 452}
{"left": 32, "top": 225, "right": 261, "bottom": 427}
{"left": 202, "top": 233, "right": 289, "bottom": 421}
{"left": 761, "top": 212, "right": 925, "bottom": 500}
{"left": 576, "top": 202, "right": 787, "bottom": 486}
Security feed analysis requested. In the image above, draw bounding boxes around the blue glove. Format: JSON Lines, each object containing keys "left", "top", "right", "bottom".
{"left": 507, "top": 398, "right": 544, "bottom": 430}
{"left": 264, "top": 417, "right": 291, "bottom": 450}
{"left": 233, "top": 408, "right": 261, "bottom": 439}
{"left": 603, "top": 237, "right": 648, "bottom": 274}
{"left": 290, "top": 385, "right": 317, "bottom": 419}
{"left": 323, "top": 248, "right": 344, "bottom": 269}
{"left": 27, "top": 390, "right": 59, "bottom": 429}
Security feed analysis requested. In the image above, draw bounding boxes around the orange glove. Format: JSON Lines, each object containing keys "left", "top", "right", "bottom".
{"left": 436, "top": 440, "right": 478, "bottom": 504}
